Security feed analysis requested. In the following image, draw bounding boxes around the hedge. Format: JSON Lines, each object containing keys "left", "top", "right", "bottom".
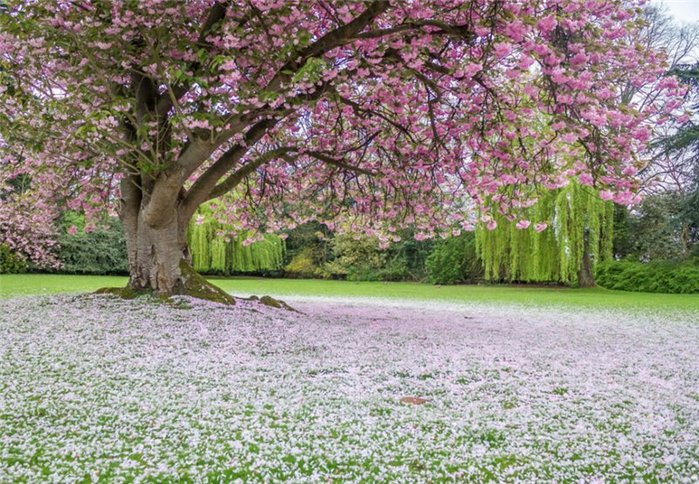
{"left": 57, "top": 217, "right": 129, "bottom": 275}
{"left": 596, "top": 260, "right": 699, "bottom": 294}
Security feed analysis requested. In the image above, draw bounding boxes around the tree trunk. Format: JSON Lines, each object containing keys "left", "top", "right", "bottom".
{"left": 577, "top": 228, "right": 596, "bottom": 288}
{"left": 116, "top": 183, "right": 234, "bottom": 304}
{"left": 127, "top": 211, "right": 190, "bottom": 295}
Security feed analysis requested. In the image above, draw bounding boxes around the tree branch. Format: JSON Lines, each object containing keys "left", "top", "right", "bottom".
{"left": 154, "top": 2, "right": 228, "bottom": 119}
{"left": 181, "top": 118, "right": 278, "bottom": 217}
{"left": 206, "top": 146, "right": 296, "bottom": 202}
{"left": 306, "top": 150, "right": 377, "bottom": 176}
{"left": 265, "top": 0, "right": 390, "bottom": 92}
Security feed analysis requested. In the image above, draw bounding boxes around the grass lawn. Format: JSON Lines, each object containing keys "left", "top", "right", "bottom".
{"left": 1, "top": 294, "right": 697, "bottom": 481}
{"left": 1, "top": 273, "right": 698, "bottom": 310}
{"left": 1, "top": 276, "right": 697, "bottom": 480}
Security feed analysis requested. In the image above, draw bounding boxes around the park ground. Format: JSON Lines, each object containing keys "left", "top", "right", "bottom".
{"left": 0, "top": 275, "right": 698, "bottom": 480}
{"left": 2, "top": 273, "right": 699, "bottom": 310}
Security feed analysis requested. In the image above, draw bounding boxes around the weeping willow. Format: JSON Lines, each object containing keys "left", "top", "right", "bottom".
{"left": 187, "top": 209, "right": 285, "bottom": 274}
{"left": 476, "top": 182, "right": 614, "bottom": 285}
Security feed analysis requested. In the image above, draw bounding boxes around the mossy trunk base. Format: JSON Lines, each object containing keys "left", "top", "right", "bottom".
{"left": 97, "top": 261, "right": 235, "bottom": 305}
{"left": 246, "top": 295, "right": 297, "bottom": 311}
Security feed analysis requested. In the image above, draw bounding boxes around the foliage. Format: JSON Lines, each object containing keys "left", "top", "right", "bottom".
{"left": 684, "top": 189, "right": 699, "bottom": 257}
{"left": 426, "top": 233, "right": 482, "bottom": 285}
{"left": 0, "top": 243, "right": 27, "bottom": 274}
{"left": 373, "top": 257, "right": 412, "bottom": 282}
{"left": 476, "top": 183, "right": 614, "bottom": 285}
{"left": 322, "top": 234, "right": 387, "bottom": 281}
{"left": 596, "top": 260, "right": 699, "bottom": 294}
{"left": 611, "top": 204, "right": 635, "bottom": 261}
{"left": 284, "top": 247, "right": 322, "bottom": 279}
{"left": 383, "top": 230, "right": 434, "bottom": 282}
{"left": 0, "top": 0, "right": 684, "bottom": 274}
{"left": 613, "top": 193, "right": 697, "bottom": 262}
{"left": 55, "top": 214, "right": 128, "bottom": 275}
{"left": 283, "top": 226, "right": 430, "bottom": 281}
{"left": 187, "top": 210, "right": 284, "bottom": 275}
{"left": 661, "top": 62, "right": 699, "bottom": 159}
{"left": 282, "top": 223, "right": 332, "bottom": 278}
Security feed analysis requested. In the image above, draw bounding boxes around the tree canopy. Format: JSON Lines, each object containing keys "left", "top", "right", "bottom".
{"left": 0, "top": 0, "right": 686, "bottom": 294}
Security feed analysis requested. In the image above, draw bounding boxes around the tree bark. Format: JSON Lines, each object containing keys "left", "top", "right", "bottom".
{"left": 126, "top": 210, "right": 190, "bottom": 295}
{"left": 578, "top": 228, "right": 596, "bottom": 288}
{"left": 117, "top": 183, "right": 234, "bottom": 303}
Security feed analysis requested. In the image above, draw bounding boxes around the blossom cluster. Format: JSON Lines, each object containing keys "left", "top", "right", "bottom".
{"left": 0, "top": 0, "right": 687, "bottom": 263}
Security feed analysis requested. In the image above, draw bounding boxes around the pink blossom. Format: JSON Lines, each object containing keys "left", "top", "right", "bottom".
{"left": 599, "top": 190, "right": 614, "bottom": 201}
{"left": 0, "top": 0, "right": 683, "bottom": 266}
{"left": 538, "top": 15, "right": 558, "bottom": 34}
{"left": 579, "top": 173, "right": 594, "bottom": 186}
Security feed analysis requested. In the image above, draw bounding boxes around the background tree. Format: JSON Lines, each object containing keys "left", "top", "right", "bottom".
{"left": 476, "top": 182, "right": 614, "bottom": 286}
{"left": 0, "top": 0, "right": 683, "bottom": 298}
{"left": 615, "top": 6, "right": 699, "bottom": 264}
{"left": 619, "top": 62, "right": 699, "bottom": 262}
{"left": 187, "top": 205, "right": 285, "bottom": 275}
{"left": 474, "top": 5, "right": 699, "bottom": 286}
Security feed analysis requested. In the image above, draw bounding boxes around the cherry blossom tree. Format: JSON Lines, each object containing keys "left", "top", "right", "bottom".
{"left": 0, "top": 0, "right": 684, "bottom": 298}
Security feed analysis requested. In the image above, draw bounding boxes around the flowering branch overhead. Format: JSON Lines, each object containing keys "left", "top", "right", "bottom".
{"left": 0, "top": 0, "right": 686, "bottom": 274}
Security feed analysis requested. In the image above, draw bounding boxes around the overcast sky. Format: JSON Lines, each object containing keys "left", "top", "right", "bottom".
{"left": 655, "top": 0, "right": 699, "bottom": 23}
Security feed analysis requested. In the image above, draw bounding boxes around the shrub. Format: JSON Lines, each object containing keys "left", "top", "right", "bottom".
{"left": 56, "top": 215, "right": 128, "bottom": 275}
{"left": 284, "top": 247, "right": 323, "bottom": 279}
{"left": 322, "top": 234, "right": 386, "bottom": 281}
{"left": 386, "top": 230, "right": 433, "bottom": 281}
{"left": 375, "top": 257, "right": 411, "bottom": 282}
{"left": 596, "top": 260, "right": 699, "bottom": 294}
{"left": 281, "top": 225, "right": 432, "bottom": 281}
{"left": 426, "top": 233, "right": 483, "bottom": 284}
{"left": 281, "top": 222, "right": 332, "bottom": 278}
{"left": 0, "top": 244, "right": 28, "bottom": 274}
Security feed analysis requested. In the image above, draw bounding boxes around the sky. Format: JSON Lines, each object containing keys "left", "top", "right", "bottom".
{"left": 655, "top": 0, "right": 699, "bottom": 23}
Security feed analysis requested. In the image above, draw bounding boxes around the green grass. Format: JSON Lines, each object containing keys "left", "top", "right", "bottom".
{"left": 0, "top": 274, "right": 128, "bottom": 298}
{"left": 1, "top": 273, "right": 698, "bottom": 310}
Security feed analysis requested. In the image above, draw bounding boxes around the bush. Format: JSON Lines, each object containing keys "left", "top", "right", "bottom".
{"left": 0, "top": 244, "right": 28, "bottom": 274}
{"left": 385, "top": 230, "right": 433, "bottom": 281}
{"left": 281, "top": 225, "right": 432, "bottom": 281}
{"left": 426, "top": 233, "right": 483, "bottom": 284}
{"left": 596, "top": 260, "right": 699, "bottom": 294}
{"left": 322, "top": 234, "right": 386, "bottom": 281}
{"left": 282, "top": 223, "right": 332, "bottom": 278}
{"left": 374, "top": 257, "right": 411, "bottom": 282}
{"left": 284, "top": 247, "right": 323, "bottom": 279}
{"left": 56, "top": 215, "right": 128, "bottom": 275}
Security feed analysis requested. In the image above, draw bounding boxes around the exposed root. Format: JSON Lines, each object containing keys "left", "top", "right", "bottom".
{"left": 95, "top": 286, "right": 140, "bottom": 299}
{"left": 96, "top": 263, "right": 295, "bottom": 311}
{"left": 245, "top": 295, "right": 297, "bottom": 312}
{"left": 96, "top": 283, "right": 235, "bottom": 306}
{"left": 175, "top": 261, "right": 236, "bottom": 305}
